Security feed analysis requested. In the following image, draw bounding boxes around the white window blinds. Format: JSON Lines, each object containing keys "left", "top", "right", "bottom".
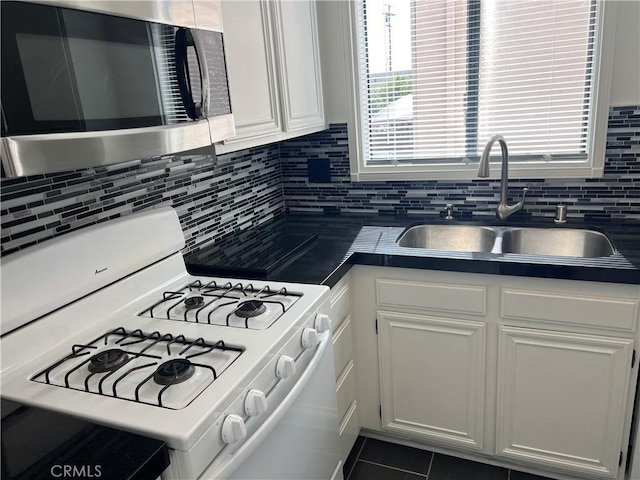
{"left": 357, "top": 0, "right": 598, "bottom": 166}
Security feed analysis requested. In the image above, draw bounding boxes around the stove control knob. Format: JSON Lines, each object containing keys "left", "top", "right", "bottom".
{"left": 276, "top": 355, "right": 296, "bottom": 379}
{"left": 314, "top": 314, "right": 331, "bottom": 333}
{"left": 301, "top": 327, "right": 319, "bottom": 349}
{"left": 221, "top": 414, "right": 247, "bottom": 444}
{"left": 245, "top": 389, "right": 268, "bottom": 416}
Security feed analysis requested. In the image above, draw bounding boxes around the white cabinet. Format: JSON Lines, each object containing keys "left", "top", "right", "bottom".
{"left": 378, "top": 311, "right": 486, "bottom": 451}
{"left": 497, "top": 326, "right": 634, "bottom": 479}
{"left": 329, "top": 272, "right": 361, "bottom": 465}
{"left": 216, "top": 0, "right": 325, "bottom": 154}
{"left": 351, "top": 265, "right": 640, "bottom": 480}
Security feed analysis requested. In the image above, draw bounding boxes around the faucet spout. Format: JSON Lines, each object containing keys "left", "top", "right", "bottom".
{"left": 477, "top": 134, "right": 528, "bottom": 220}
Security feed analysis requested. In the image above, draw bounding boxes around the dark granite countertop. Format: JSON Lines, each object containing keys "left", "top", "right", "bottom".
{"left": 185, "top": 213, "right": 640, "bottom": 287}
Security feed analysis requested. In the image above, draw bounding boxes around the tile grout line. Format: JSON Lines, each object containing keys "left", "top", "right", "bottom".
{"left": 346, "top": 437, "right": 368, "bottom": 480}
{"left": 357, "top": 459, "right": 430, "bottom": 478}
{"left": 425, "top": 451, "right": 434, "bottom": 479}
{"left": 349, "top": 439, "right": 546, "bottom": 480}
{"left": 354, "top": 437, "right": 367, "bottom": 462}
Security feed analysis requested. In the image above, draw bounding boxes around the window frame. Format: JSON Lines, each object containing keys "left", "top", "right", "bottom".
{"left": 344, "top": 0, "right": 617, "bottom": 182}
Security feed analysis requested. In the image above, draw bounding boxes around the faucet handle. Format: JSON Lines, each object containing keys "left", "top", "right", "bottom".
{"left": 517, "top": 187, "right": 529, "bottom": 208}
{"left": 497, "top": 186, "right": 529, "bottom": 220}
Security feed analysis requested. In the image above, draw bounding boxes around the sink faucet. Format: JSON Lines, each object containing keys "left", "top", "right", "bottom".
{"left": 477, "top": 134, "right": 528, "bottom": 220}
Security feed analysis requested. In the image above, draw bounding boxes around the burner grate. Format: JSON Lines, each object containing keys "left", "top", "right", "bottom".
{"left": 31, "top": 327, "right": 243, "bottom": 409}
{"left": 139, "top": 280, "right": 301, "bottom": 329}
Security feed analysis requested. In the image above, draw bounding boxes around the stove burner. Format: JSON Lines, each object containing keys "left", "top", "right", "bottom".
{"left": 184, "top": 296, "right": 204, "bottom": 310}
{"left": 88, "top": 349, "right": 129, "bottom": 373}
{"left": 153, "top": 359, "right": 195, "bottom": 385}
{"left": 236, "top": 300, "right": 267, "bottom": 318}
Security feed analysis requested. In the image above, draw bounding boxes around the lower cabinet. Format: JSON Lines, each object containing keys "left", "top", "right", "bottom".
{"left": 378, "top": 311, "right": 486, "bottom": 451}
{"left": 351, "top": 265, "right": 640, "bottom": 480}
{"left": 496, "top": 326, "right": 634, "bottom": 479}
{"left": 329, "top": 272, "right": 360, "bottom": 465}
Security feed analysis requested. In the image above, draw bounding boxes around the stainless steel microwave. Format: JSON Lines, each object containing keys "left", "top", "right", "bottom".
{"left": 0, "top": 0, "right": 235, "bottom": 177}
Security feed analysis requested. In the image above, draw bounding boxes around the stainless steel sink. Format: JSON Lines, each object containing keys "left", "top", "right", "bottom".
{"left": 500, "top": 227, "right": 615, "bottom": 258}
{"left": 396, "top": 224, "right": 616, "bottom": 258}
{"left": 396, "top": 225, "right": 497, "bottom": 252}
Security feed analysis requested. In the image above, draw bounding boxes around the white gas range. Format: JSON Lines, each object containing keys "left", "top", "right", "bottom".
{"left": 0, "top": 207, "right": 342, "bottom": 480}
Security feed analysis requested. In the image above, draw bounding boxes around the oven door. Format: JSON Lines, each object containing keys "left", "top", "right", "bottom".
{"left": 201, "top": 331, "right": 343, "bottom": 480}
{"left": 1, "top": 400, "right": 170, "bottom": 479}
{"left": 0, "top": 1, "right": 233, "bottom": 177}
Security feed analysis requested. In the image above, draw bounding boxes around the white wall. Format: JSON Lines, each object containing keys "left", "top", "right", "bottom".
{"left": 318, "top": 0, "right": 640, "bottom": 123}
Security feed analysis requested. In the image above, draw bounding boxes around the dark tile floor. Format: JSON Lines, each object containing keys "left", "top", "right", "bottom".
{"left": 343, "top": 436, "right": 554, "bottom": 480}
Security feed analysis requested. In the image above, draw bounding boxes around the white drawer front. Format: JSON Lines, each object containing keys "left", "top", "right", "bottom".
{"left": 332, "top": 315, "right": 354, "bottom": 380}
{"left": 336, "top": 360, "right": 357, "bottom": 422}
{"left": 501, "top": 288, "right": 639, "bottom": 331}
{"left": 330, "top": 282, "right": 351, "bottom": 332}
{"left": 339, "top": 400, "right": 359, "bottom": 463}
{"left": 376, "top": 278, "right": 486, "bottom": 316}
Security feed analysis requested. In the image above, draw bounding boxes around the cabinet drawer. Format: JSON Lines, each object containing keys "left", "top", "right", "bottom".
{"left": 332, "top": 315, "right": 354, "bottom": 380}
{"left": 376, "top": 278, "right": 486, "bottom": 316}
{"left": 336, "top": 360, "right": 357, "bottom": 422}
{"left": 339, "top": 400, "right": 359, "bottom": 463}
{"left": 501, "top": 288, "right": 639, "bottom": 331}
{"left": 330, "top": 282, "right": 351, "bottom": 331}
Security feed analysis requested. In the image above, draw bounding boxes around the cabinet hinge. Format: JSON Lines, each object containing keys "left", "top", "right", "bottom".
{"left": 379, "top": 405, "right": 382, "bottom": 419}
{"left": 633, "top": 350, "right": 636, "bottom": 368}
{"left": 375, "top": 318, "right": 378, "bottom": 334}
{"left": 620, "top": 451, "right": 623, "bottom": 467}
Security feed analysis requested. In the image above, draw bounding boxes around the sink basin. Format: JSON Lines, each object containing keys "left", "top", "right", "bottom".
{"left": 501, "top": 228, "right": 615, "bottom": 258}
{"left": 396, "top": 225, "right": 497, "bottom": 252}
{"left": 396, "top": 224, "right": 616, "bottom": 258}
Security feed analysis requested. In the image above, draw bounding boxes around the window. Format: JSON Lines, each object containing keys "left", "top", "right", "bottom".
{"left": 347, "top": 0, "right": 615, "bottom": 181}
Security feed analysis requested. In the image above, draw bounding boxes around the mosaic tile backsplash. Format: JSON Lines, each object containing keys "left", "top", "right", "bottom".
{"left": 1, "top": 106, "right": 638, "bottom": 256}
{"left": 280, "top": 107, "right": 640, "bottom": 220}
{"left": 1, "top": 144, "right": 284, "bottom": 256}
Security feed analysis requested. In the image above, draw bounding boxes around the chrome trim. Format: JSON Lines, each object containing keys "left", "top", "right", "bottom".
{"left": 554, "top": 205, "right": 568, "bottom": 224}
{"left": 18, "top": 0, "right": 203, "bottom": 30}
{"left": 194, "top": 0, "right": 223, "bottom": 32}
{"left": 1, "top": 122, "right": 213, "bottom": 177}
{"left": 208, "top": 114, "right": 235, "bottom": 144}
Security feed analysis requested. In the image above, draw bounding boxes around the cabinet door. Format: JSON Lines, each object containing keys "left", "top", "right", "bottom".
{"left": 378, "top": 311, "right": 486, "bottom": 451}
{"left": 497, "top": 326, "right": 634, "bottom": 479}
{"left": 272, "top": 0, "right": 324, "bottom": 132}
{"left": 220, "top": 0, "right": 281, "bottom": 142}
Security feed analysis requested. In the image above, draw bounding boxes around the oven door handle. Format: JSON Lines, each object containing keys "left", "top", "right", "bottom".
{"left": 204, "top": 330, "right": 332, "bottom": 479}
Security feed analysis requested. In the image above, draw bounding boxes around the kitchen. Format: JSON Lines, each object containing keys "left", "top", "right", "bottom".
{"left": 1, "top": 0, "right": 639, "bottom": 479}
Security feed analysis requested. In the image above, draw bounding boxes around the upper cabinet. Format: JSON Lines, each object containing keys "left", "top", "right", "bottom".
{"left": 216, "top": 0, "right": 325, "bottom": 154}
